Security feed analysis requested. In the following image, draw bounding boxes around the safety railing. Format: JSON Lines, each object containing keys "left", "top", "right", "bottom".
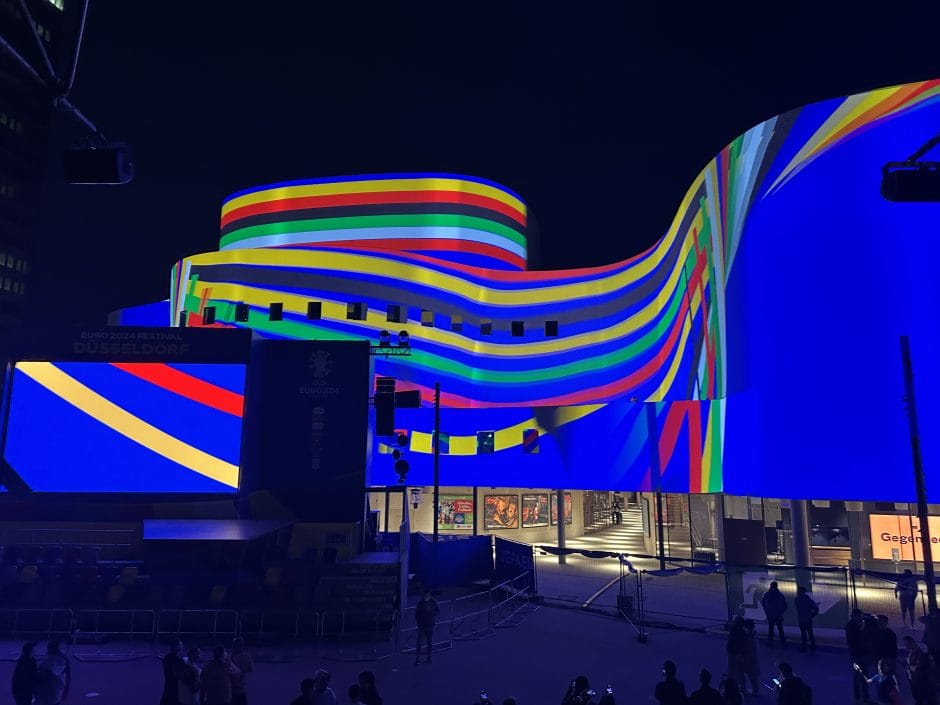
{"left": 451, "top": 588, "right": 494, "bottom": 641}
{"left": 399, "top": 600, "right": 454, "bottom": 655}
{"left": 321, "top": 609, "right": 397, "bottom": 662}
{"left": 71, "top": 609, "right": 155, "bottom": 661}
{"left": 237, "top": 609, "right": 320, "bottom": 663}
{"left": 156, "top": 609, "right": 238, "bottom": 645}
{"left": 0, "top": 608, "right": 73, "bottom": 660}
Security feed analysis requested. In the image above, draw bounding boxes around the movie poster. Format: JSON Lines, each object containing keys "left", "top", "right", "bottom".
{"left": 522, "top": 494, "right": 549, "bottom": 527}
{"left": 484, "top": 494, "right": 519, "bottom": 529}
{"left": 550, "top": 492, "right": 573, "bottom": 525}
{"left": 438, "top": 495, "right": 474, "bottom": 530}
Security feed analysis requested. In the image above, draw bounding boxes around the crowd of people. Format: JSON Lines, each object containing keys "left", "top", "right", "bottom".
{"left": 12, "top": 640, "right": 70, "bottom": 705}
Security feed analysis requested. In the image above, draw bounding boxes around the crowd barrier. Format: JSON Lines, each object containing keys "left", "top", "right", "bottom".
{"left": 0, "top": 608, "right": 73, "bottom": 660}
{"left": 72, "top": 609, "right": 155, "bottom": 661}
{"left": 321, "top": 609, "right": 397, "bottom": 662}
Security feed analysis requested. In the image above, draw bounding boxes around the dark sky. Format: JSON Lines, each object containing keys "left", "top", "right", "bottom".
{"left": 35, "top": 2, "right": 940, "bottom": 324}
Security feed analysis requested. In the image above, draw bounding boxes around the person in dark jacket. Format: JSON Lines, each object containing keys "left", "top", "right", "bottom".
{"left": 846, "top": 609, "right": 869, "bottom": 703}
{"left": 895, "top": 570, "right": 919, "bottom": 629}
{"left": 357, "top": 671, "right": 382, "bottom": 705}
{"left": 775, "top": 662, "right": 809, "bottom": 705}
{"left": 726, "top": 617, "right": 747, "bottom": 689}
{"left": 689, "top": 669, "right": 723, "bottom": 705}
{"left": 562, "top": 676, "right": 593, "bottom": 705}
{"left": 903, "top": 636, "right": 935, "bottom": 705}
{"left": 655, "top": 660, "right": 687, "bottom": 705}
{"left": 161, "top": 640, "right": 185, "bottom": 705}
{"left": 743, "top": 619, "right": 761, "bottom": 696}
{"left": 761, "top": 581, "right": 788, "bottom": 647}
{"left": 414, "top": 589, "right": 440, "bottom": 665}
{"left": 875, "top": 616, "right": 898, "bottom": 666}
{"left": 11, "top": 641, "right": 37, "bottom": 705}
{"left": 794, "top": 586, "right": 819, "bottom": 654}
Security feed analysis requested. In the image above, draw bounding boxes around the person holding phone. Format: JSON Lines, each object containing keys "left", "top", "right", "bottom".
{"left": 856, "top": 660, "right": 902, "bottom": 705}
{"left": 773, "top": 662, "right": 810, "bottom": 705}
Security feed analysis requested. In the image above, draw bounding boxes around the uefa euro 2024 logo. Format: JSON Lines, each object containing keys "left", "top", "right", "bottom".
{"left": 308, "top": 350, "right": 332, "bottom": 381}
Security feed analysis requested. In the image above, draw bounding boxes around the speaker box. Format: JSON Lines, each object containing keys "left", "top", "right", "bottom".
{"left": 64, "top": 146, "right": 134, "bottom": 184}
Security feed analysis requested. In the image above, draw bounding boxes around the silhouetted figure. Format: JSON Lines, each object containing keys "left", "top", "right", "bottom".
{"left": 414, "top": 589, "right": 440, "bottom": 665}
{"left": 774, "top": 662, "right": 810, "bottom": 705}
{"left": 12, "top": 641, "right": 38, "bottom": 705}
{"left": 794, "top": 586, "right": 819, "bottom": 654}
{"left": 924, "top": 611, "right": 940, "bottom": 670}
{"left": 34, "top": 640, "right": 70, "bottom": 705}
{"left": 875, "top": 615, "right": 898, "bottom": 666}
{"left": 357, "top": 671, "right": 382, "bottom": 705}
{"left": 503, "top": 698, "right": 519, "bottom": 705}
{"left": 230, "top": 636, "right": 253, "bottom": 705}
{"left": 562, "top": 676, "right": 593, "bottom": 705}
{"left": 895, "top": 570, "right": 919, "bottom": 628}
{"left": 858, "top": 659, "right": 902, "bottom": 705}
{"left": 290, "top": 678, "right": 316, "bottom": 705}
{"left": 726, "top": 617, "right": 747, "bottom": 688}
{"left": 348, "top": 684, "right": 365, "bottom": 705}
{"left": 761, "top": 581, "right": 787, "bottom": 647}
{"left": 655, "top": 661, "right": 687, "bottom": 705}
{"left": 310, "top": 669, "right": 336, "bottom": 705}
{"left": 718, "top": 676, "right": 743, "bottom": 705}
{"left": 846, "top": 609, "right": 869, "bottom": 703}
{"left": 161, "top": 641, "right": 185, "bottom": 705}
{"left": 201, "top": 646, "right": 237, "bottom": 705}
{"left": 689, "top": 669, "right": 723, "bottom": 705}
{"left": 178, "top": 647, "right": 202, "bottom": 705}
{"left": 743, "top": 619, "right": 761, "bottom": 696}
{"left": 903, "top": 636, "right": 935, "bottom": 705}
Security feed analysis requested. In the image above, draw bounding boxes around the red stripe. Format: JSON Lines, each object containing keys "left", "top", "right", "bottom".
{"left": 221, "top": 190, "right": 527, "bottom": 229}
{"left": 110, "top": 362, "right": 244, "bottom": 417}
{"left": 657, "top": 404, "right": 686, "bottom": 476}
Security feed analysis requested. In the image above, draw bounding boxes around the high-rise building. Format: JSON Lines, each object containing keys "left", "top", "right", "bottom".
{"left": 0, "top": 0, "right": 69, "bottom": 331}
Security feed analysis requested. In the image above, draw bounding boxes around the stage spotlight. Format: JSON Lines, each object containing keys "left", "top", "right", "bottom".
{"left": 398, "top": 330, "right": 410, "bottom": 348}
{"left": 379, "top": 330, "right": 391, "bottom": 346}
{"left": 882, "top": 162, "right": 940, "bottom": 202}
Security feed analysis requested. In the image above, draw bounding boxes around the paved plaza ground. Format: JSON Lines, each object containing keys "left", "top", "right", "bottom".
{"left": 0, "top": 604, "right": 875, "bottom": 705}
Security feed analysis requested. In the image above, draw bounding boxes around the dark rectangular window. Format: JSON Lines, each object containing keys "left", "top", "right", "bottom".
{"left": 545, "top": 320, "right": 559, "bottom": 337}
{"left": 387, "top": 304, "right": 404, "bottom": 323}
{"left": 476, "top": 431, "right": 495, "bottom": 455}
{"left": 420, "top": 310, "right": 434, "bottom": 327}
{"left": 235, "top": 303, "right": 249, "bottom": 322}
{"left": 203, "top": 306, "right": 216, "bottom": 324}
{"left": 306, "top": 301, "right": 322, "bottom": 319}
{"left": 269, "top": 302, "right": 283, "bottom": 321}
{"left": 346, "top": 302, "right": 366, "bottom": 320}
{"left": 451, "top": 315, "right": 463, "bottom": 332}
{"left": 178, "top": 311, "right": 188, "bottom": 327}
{"left": 480, "top": 320, "right": 493, "bottom": 336}
{"left": 511, "top": 321, "right": 524, "bottom": 337}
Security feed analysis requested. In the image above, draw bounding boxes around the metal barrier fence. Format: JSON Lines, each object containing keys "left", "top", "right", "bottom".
{"left": 400, "top": 600, "right": 454, "bottom": 656}
{"left": 156, "top": 609, "right": 239, "bottom": 646}
{"left": 72, "top": 609, "right": 155, "bottom": 661}
{"left": 0, "top": 608, "right": 73, "bottom": 660}
{"left": 321, "top": 609, "right": 397, "bottom": 662}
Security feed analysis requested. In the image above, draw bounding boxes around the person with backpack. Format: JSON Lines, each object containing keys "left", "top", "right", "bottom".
{"left": 856, "top": 659, "right": 903, "bottom": 705}
{"left": 762, "top": 582, "right": 788, "bottom": 647}
{"left": 794, "top": 586, "right": 819, "bottom": 654}
{"left": 774, "top": 662, "right": 810, "bottom": 705}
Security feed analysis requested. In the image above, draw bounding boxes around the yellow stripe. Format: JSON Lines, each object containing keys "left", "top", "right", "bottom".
{"left": 647, "top": 285, "right": 699, "bottom": 400}
{"left": 17, "top": 362, "right": 239, "bottom": 488}
{"left": 381, "top": 404, "right": 604, "bottom": 456}
{"left": 222, "top": 177, "right": 528, "bottom": 219}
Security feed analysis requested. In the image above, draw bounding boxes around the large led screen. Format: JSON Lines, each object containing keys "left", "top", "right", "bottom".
{"left": 2, "top": 361, "right": 246, "bottom": 493}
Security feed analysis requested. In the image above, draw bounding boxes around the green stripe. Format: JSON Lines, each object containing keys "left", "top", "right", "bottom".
{"left": 219, "top": 214, "right": 527, "bottom": 249}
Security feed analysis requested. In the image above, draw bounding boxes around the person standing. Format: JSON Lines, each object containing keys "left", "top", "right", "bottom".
{"left": 357, "top": 672, "right": 382, "bottom": 705}
{"left": 903, "top": 636, "right": 935, "bottom": 705}
{"left": 726, "top": 617, "right": 747, "bottom": 689}
{"left": 230, "top": 637, "right": 253, "bottom": 705}
{"left": 743, "top": 620, "right": 761, "bottom": 697}
{"left": 761, "top": 581, "right": 788, "bottom": 647}
{"left": 895, "top": 570, "right": 919, "bottom": 629}
{"left": 11, "top": 642, "right": 38, "bottom": 705}
{"left": 347, "top": 684, "right": 366, "bottom": 705}
{"left": 857, "top": 659, "right": 903, "bottom": 705}
{"left": 774, "top": 662, "right": 809, "bottom": 705}
{"left": 654, "top": 661, "right": 687, "bottom": 705}
{"left": 689, "top": 669, "right": 723, "bottom": 705}
{"left": 178, "top": 648, "right": 202, "bottom": 705}
{"left": 414, "top": 589, "right": 440, "bottom": 665}
{"left": 161, "top": 641, "right": 185, "bottom": 705}
{"left": 875, "top": 616, "right": 898, "bottom": 668}
{"left": 794, "top": 587, "right": 819, "bottom": 654}
{"left": 201, "top": 646, "right": 236, "bottom": 705}
{"left": 33, "top": 641, "right": 70, "bottom": 705}
{"left": 310, "top": 669, "right": 336, "bottom": 705}
{"left": 290, "top": 678, "right": 316, "bottom": 705}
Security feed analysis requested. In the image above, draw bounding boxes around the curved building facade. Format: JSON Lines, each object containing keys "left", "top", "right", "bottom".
{"left": 125, "top": 79, "right": 940, "bottom": 501}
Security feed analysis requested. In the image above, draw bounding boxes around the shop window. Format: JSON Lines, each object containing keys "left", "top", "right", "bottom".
{"left": 269, "top": 302, "right": 283, "bottom": 321}
{"left": 545, "top": 320, "right": 559, "bottom": 337}
{"left": 306, "top": 301, "right": 322, "bottom": 320}
{"left": 511, "top": 321, "right": 524, "bottom": 337}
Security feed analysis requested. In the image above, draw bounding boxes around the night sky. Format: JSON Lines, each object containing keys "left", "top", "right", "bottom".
{"left": 34, "top": 3, "right": 940, "bottom": 325}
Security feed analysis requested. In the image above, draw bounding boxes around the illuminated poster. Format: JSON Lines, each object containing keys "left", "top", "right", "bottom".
{"left": 522, "top": 494, "right": 549, "bottom": 527}
{"left": 484, "top": 494, "right": 519, "bottom": 530}
{"left": 2, "top": 361, "right": 245, "bottom": 493}
{"left": 439, "top": 495, "right": 474, "bottom": 530}
{"left": 550, "top": 492, "right": 573, "bottom": 525}
{"left": 869, "top": 514, "right": 940, "bottom": 561}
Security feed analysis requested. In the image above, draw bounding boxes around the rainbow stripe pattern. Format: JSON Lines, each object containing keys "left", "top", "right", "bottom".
{"left": 3, "top": 361, "right": 245, "bottom": 493}
{"left": 157, "top": 79, "right": 940, "bottom": 494}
